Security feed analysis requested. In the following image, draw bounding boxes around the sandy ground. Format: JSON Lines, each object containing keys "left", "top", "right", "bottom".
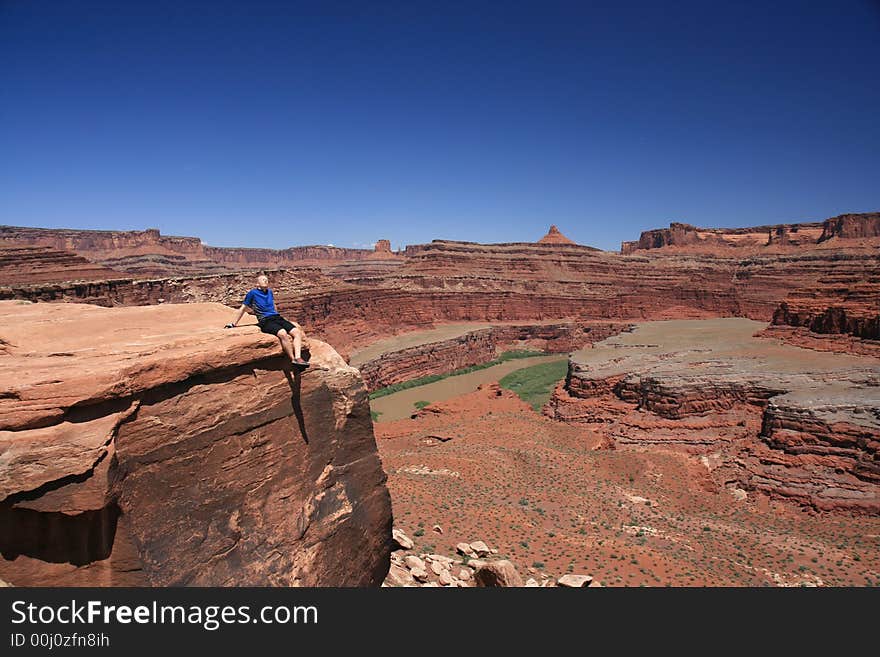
{"left": 372, "top": 318, "right": 880, "bottom": 586}
{"left": 376, "top": 384, "right": 880, "bottom": 586}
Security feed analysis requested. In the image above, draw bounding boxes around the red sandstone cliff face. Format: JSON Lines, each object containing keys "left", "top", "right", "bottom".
{"left": 0, "top": 225, "right": 395, "bottom": 277}
{"left": 545, "top": 321, "right": 880, "bottom": 512}
{"left": 4, "top": 234, "right": 878, "bottom": 358}
{"left": 622, "top": 220, "right": 825, "bottom": 253}
{"left": 757, "top": 275, "right": 880, "bottom": 355}
{"left": 770, "top": 282, "right": 879, "bottom": 340}
{"left": 620, "top": 212, "right": 879, "bottom": 254}
{"left": 0, "top": 245, "right": 125, "bottom": 285}
{"left": 0, "top": 301, "right": 392, "bottom": 586}
{"left": 386, "top": 238, "right": 879, "bottom": 324}
{"left": 819, "top": 212, "right": 880, "bottom": 241}
{"left": 3, "top": 214, "right": 879, "bottom": 361}
{"left": 742, "top": 390, "right": 880, "bottom": 511}
{"left": 537, "top": 225, "right": 576, "bottom": 245}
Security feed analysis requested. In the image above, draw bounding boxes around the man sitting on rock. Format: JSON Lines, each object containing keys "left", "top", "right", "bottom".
{"left": 225, "top": 274, "right": 309, "bottom": 368}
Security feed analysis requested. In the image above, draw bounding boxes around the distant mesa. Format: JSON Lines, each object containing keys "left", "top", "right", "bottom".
{"left": 620, "top": 212, "right": 880, "bottom": 254}
{"left": 537, "top": 225, "right": 575, "bottom": 245}
{"left": 374, "top": 239, "right": 392, "bottom": 253}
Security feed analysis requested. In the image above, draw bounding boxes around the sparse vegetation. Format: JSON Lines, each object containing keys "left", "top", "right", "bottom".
{"left": 498, "top": 359, "right": 569, "bottom": 410}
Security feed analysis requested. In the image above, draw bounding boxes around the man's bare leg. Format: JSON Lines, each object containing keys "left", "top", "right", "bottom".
{"left": 290, "top": 326, "right": 303, "bottom": 360}
{"left": 276, "top": 329, "right": 296, "bottom": 363}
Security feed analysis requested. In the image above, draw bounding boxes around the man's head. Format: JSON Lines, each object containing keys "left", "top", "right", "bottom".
{"left": 256, "top": 274, "right": 269, "bottom": 291}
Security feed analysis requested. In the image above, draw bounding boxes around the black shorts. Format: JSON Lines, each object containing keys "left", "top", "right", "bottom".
{"left": 258, "top": 315, "right": 296, "bottom": 336}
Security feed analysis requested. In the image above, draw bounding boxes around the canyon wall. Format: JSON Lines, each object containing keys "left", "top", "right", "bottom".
{"left": 545, "top": 320, "right": 880, "bottom": 512}
{"left": 0, "top": 245, "right": 125, "bottom": 285}
{"left": 4, "top": 231, "right": 878, "bottom": 357}
{"left": 0, "top": 301, "right": 392, "bottom": 586}
{"left": 2, "top": 212, "right": 877, "bottom": 360}
{"left": 0, "top": 225, "right": 396, "bottom": 277}
{"left": 621, "top": 211, "right": 880, "bottom": 254}
{"left": 771, "top": 283, "right": 880, "bottom": 340}
{"left": 819, "top": 213, "right": 880, "bottom": 241}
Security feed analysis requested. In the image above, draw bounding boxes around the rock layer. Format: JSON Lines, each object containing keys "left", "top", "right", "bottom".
{"left": 546, "top": 320, "right": 880, "bottom": 511}
{"left": 0, "top": 301, "right": 392, "bottom": 586}
{"left": 537, "top": 225, "right": 575, "bottom": 245}
{"left": 0, "top": 225, "right": 398, "bottom": 277}
{"left": 0, "top": 245, "right": 124, "bottom": 285}
{"left": 620, "top": 212, "right": 880, "bottom": 254}
{"left": 3, "top": 214, "right": 879, "bottom": 360}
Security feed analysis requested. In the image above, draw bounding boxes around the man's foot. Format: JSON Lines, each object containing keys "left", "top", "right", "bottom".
{"left": 292, "top": 357, "right": 309, "bottom": 368}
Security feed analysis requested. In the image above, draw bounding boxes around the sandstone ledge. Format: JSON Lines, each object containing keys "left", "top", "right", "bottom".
{"left": 546, "top": 319, "right": 880, "bottom": 511}
{"left": 0, "top": 301, "right": 392, "bottom": 586}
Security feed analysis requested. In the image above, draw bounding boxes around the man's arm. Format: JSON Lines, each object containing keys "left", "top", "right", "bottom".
{"left": 225, "top": 304, "right": 249, "bottom": 328}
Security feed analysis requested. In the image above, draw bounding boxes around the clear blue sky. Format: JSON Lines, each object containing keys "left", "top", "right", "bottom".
{"left": 2, "top": 1, "right": 878, "bottom": 251}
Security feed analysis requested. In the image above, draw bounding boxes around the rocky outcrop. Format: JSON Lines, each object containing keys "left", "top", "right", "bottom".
{"left": 759, "top": 277, "right": 880, "bottom": 356}
{"left": 741, "top": 388, "right": 880, "bottom": 511}
{"left": 473, "top": 560, "right": 523, "bottom": 587}
{"left": 537, "top": 225, "right": 576, "bottom": 245}
{"left": 0, "top": 225, "right": 387, "bottom": 277}
{"left": 621, "top": 221, "right": 826, "bottom": 253}
{"left": 3, "top": 215, "right": 879, "bottom": 360}
{"left": 769, "top": 282, "right": 880, "bottom": 340}
{"left": 356, "top": 321, "right": 629, "bottom": 392}
{"left": 759, "top": 326, "right": 880, "bottom": 358}
{"left": 621, "top": 212, "right": 879, "bottom": 254}
{"left": 0, "top": 245, "right": 125, "bottom": 285}
{"left": 389, "top": 237, "right": 880, "bottom": 324}
{"left": 0, "top": 301, "right": 392, "bottom": 586}
{"left": 819, "top": 212, "right": 880, "bottom": 241}
{"left": 546, "top": 319, "right": 880, "bottom": 511}
{"left": 6, "top": 238, "right": 878, "bottom": 356}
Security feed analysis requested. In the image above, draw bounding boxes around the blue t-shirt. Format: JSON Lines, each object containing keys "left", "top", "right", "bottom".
{"left": 242, "top": 288, "right": 280, "bottom": 321}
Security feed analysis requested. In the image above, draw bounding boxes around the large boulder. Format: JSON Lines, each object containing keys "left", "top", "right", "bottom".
{"left": 473, "top": 560, "right": 523, "bottom": 587}
{"left": 557, "top": 574, "right": 593, "bottom": 588}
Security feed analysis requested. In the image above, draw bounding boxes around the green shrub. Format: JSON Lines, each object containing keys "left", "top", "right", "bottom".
{"left": 499, "top": 360, "right": 569, "bottom": 410}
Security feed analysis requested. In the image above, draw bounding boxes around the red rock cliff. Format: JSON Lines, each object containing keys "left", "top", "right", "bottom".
{"left": 537, "top": 225, "right": 576, "bottom": 245}
{"left": 0, "top": 225, "right": 386, "bottom": 276}
{"left": 0, "top": 301, "right": 392, "bottom": 586}
{"left": 621, "top": 212, "right": 879, "bottom": 253}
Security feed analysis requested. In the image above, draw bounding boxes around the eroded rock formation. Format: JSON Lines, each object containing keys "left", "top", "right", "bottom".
{"left": 0, "top": 225, "right": 395, "bottom": 277}
{"left": 0, "top": 245, "right": 125, "bottom": 285}
{"left": 620, "top": 211, "right": 880, "bottom": 254}
{"left": 0, "top": 301, "right": 392, "bottom": 586}
{"left": 546, "top": 320, "right": 880, "bottom": 512}
{"left": 3, "top": 214, "right": 879, "bottom": 360}
{"left": 537, "top": 225, "right": 576, "bottom": 245}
